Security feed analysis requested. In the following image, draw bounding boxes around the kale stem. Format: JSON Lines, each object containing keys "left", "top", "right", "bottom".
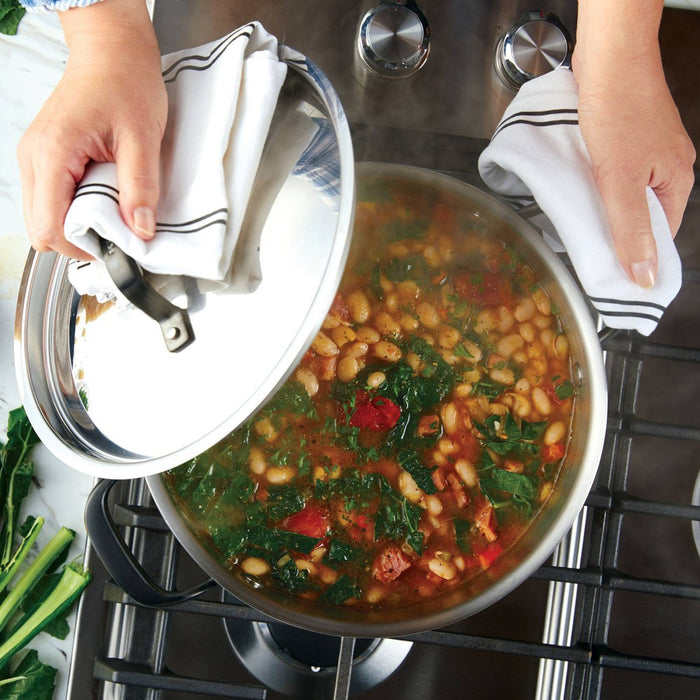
{"left": 0, "top": 527, "right": 74, "bottom": 634}
{"left": 0, "top": 516, "right": 44, "bottom": 596}
{"left": 0, "top": 563, "right": 91, "bottom": 670}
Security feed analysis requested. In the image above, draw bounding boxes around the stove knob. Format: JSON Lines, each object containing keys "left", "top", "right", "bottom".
{"left": 495, "top": 10, "right": 572, "bottom": 89}
{"left": 357, "top": 1, "right": 430, "bottom": 78}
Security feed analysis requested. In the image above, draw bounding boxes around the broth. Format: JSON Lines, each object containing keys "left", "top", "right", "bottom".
{"left": 166, "top": 173, "right": 575, "bottom": 610}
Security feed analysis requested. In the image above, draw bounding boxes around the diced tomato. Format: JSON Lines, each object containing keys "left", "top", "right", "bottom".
{"left": 283, "top": 502, "right": 329, "bottom": 540}
{"left": 542, "top": 443, "right": 565, "bottom": 463}
{"left": 349, "top": 392, "right": 401, "bottom": 431}
{"left": 473, "top": 496, "right": 498, "bottom": 543}
{"left": 478, "top": 542, "right": 503, "bottom": 569}
{"left": 372, "top": 545, "right": 412, "bottom": 584}
{"left": 454, "top": 271, "right": 507, "bottom": 306}
{"left": 346, "top": 512, "right": 374, "bottom": 543}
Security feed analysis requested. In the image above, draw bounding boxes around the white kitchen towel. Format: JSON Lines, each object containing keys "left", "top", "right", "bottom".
{"left": 478, "top": 67, "right": 682, "bottom": 336}
{"left": 64, "top": 22, "right": 288, "bottom": 295}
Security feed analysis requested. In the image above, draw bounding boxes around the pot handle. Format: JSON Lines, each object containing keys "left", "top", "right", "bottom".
{"left": 85, "top": 479, "right": 216, "bottom": 606}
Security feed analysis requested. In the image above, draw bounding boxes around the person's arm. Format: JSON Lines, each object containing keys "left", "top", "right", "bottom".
{"left": 17, "top": 0, "right": 167, "bottom": 258}
{"left": 572, "top": 0, "right": 695, "bottom": 287}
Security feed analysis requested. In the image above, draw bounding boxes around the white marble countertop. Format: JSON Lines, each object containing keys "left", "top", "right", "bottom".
{"left": 0, "top": 10, "right": 94, "bottom": 699}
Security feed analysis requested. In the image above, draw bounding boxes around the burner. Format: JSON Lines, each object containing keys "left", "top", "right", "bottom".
{"left": 223, "top": 600, "right": 413, "bottom": 697}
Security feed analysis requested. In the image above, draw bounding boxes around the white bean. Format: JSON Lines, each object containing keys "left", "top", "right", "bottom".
{"left": 543, "top": 420, "right": 566, "bottom": 446}
{"left": 425, "top": 494, "right": 444, "bottom": 516}
{"left": 347, "top": 290, "right": 370, "bottom": 323}
{"left": 312, "top": 331, "right": 339, "bottom": 357}
{"left": 441, "top": 402, "right": 459, "bottom": 435}
{"left": 374, "top": 310, "right": 401, "bottom": 337}
{"left": 514, "top": 297, "right": 536, "bottom": 323}
{"left": 337, "top": 356, "right": 360, "bottom": 383}
{"left": 373, "top": 340, "right": 402, "bottom": 363}
{"left": 248, "top": 447, "right": 267, "bottom": 475}
{"left": 497, "top": 333, "right": 525, "bottom": 358}
{"left": 454, "top": 458, "right": 478, "bottom": 487}
{"left": 417, "top": 302, "right": 440, "bottom": 329}
{"left": 428, "top": 557, "right": 457, "bottom": 581}
{"left": 367, "top": 371, "right": 387, "bottom": 388}
{"left": 532, "top": 387, "right": 553, "bottom": 416}
{"left": 295, "top": 367, "right": 319, "bottom": 397}
{"left": 241, "top": 557, "right": 271, "bottom": 577}
{"left": 399, "top": 471, "right": 423, "bottom": 503}
{"left": 331, "top": 325, "right": 356, "bottom": 348}
{"left": 490, "top": 367, "right": 515, "bottom": 385}
{"left": 266, "top": 466, "right": 296, "bottom": 484}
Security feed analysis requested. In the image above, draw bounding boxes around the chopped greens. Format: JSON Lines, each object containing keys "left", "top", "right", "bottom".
{"left": 475, "top": 413, "right": 546, "bottom": 459}
{"left": 482, "top": 469, "right": 540, "bottom": 501}
{"left": 327, "top": 539, "right": 361, "bottom": 564}
{"left": 397, "top": 449, "right": 437, "bottom": 494}
{"left": 320, "top": 575, "right": 360, "bottom": 605}
{"left": 555, "top": 380, "right": 575, "bottom": 400}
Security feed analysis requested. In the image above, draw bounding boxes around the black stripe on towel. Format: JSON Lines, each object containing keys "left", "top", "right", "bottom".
{"left": 596, "top": 309, "right": 663, "bottom": 324}
{"left": 71, "top": 189, "right": 228, "bottom": 234}
{"left": 493, "top": 117, "right": 579, "bottom": 139}
{"left": 498, "top": 108, "right": 578, "bottom": 128}
{"left": 155, "top": 219, "right": 228, "bottom": 235}
{"left": 75, "top": 183, "right": 119, "bottom": 196}
{"left": 72, "top": 190, "right": 120, "bottom": 206}
{"left": 589, "top": 295, "right": 666, "bottom": 313}
{"left": 155, "top": 208, "right": 228, "bottom": 229}
{"left": 162, "top": 24, "right": 255, "bottom": 83}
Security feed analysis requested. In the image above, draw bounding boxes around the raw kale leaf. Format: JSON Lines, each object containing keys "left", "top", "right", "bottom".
{"left": 0, "top": 407, "right": 39, "bottom": 565}
{"left": 0, "top": 0, "right": 25, "bottom": 36}
{"left": 0, "top": 649, "right": 56, "bottom": 700}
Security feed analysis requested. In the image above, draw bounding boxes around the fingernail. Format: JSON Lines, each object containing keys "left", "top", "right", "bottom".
{"left": 630, "top": 260, "right": 657, "bottom": 289}
{"left": 133, "top": 207, "right": 156, "bottom": 239}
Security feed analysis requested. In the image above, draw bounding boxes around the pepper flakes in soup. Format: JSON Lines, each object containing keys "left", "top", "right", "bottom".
{"left": 166, "top": 175, "right": 576, "bottom": 609}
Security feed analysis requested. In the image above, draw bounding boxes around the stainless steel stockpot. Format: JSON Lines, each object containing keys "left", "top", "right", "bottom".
{"left": 85, "top": 162, "right": 607, "bottom": 638}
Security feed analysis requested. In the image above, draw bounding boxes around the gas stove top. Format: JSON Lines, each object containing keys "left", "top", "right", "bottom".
{"left": 66, "top": 2, "right": 700, "bottom": 698}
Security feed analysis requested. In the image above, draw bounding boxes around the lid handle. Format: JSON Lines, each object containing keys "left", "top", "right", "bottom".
{"left": 96, "top": 233, "right": 195, "bottom": 352}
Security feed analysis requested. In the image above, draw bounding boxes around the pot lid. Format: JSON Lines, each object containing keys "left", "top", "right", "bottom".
{"left": 14, "top": 48, "right": 355, "bottom": 479}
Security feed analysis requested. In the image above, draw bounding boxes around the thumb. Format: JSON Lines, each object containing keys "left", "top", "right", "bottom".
{"left": 595, "top": 171, "right": 658, "bottom": 289}
{"left": 116, "top": 131, "right": 162, "bottom": 241}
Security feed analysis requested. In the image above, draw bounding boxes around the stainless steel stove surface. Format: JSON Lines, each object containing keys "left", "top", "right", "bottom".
{"left": 66, "top": 2, "right": 700, "bottom": 698}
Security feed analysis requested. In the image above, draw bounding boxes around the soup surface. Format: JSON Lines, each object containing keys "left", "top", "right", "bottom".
{"left": 166, "top": 173, "right": 576, "bottom": 609}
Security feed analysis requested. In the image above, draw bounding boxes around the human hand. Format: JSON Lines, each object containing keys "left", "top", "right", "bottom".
{"left": 573, "top": 0, "right": 696, "bottom": 288}
{"left": 16, "top": 0, "right": 167, "bottom": 259}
